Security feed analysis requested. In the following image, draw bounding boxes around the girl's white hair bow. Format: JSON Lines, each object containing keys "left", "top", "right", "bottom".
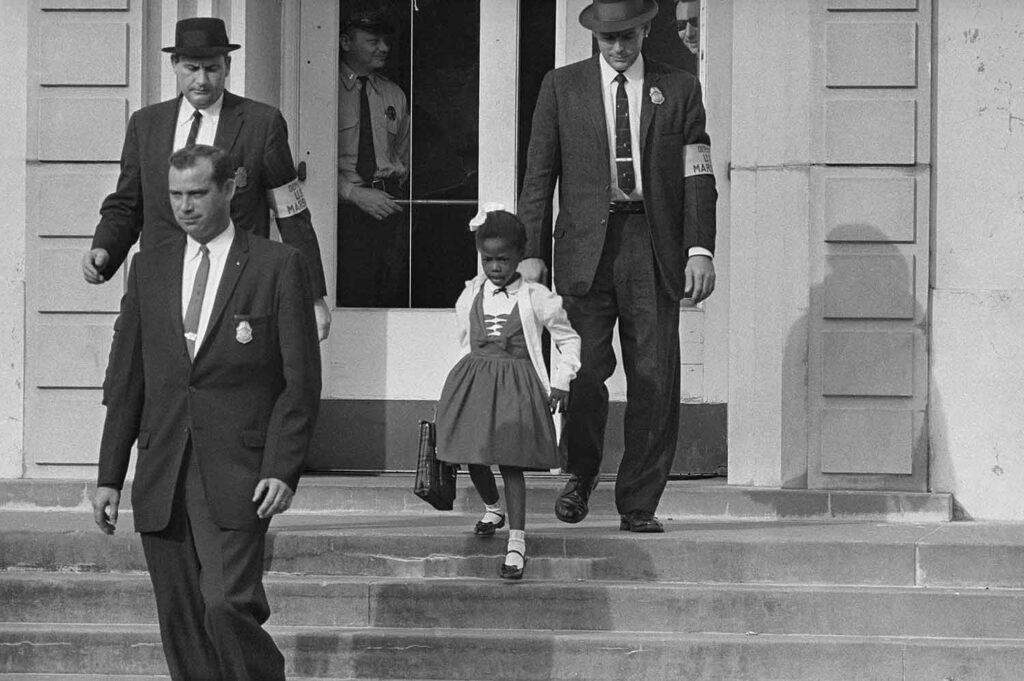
{"left": 468, "top": 202, "right": 506, "bottom": 231}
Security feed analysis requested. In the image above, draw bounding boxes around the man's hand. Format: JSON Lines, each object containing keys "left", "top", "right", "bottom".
{"left": 253, "top": 478, "right": 295, "bottom": 519}
{"left": 92, "top": 486, "right": 121, "bottom": 535}
{"left": 548, "top": 387, "right": 570, "bottom": 414}
{"left": 518, "top": 257, "right": 548, "bottom": 283}
{"left": 82, "top": 248, "right": 110, "bottom": 284}
{"left": 349, "top": 186, "right": 403, "bottom": 221}
{"left": 684, "top": 255, "right": 715, "bottom": 304}
{"left": 313, "top": 297, "right": 332, "bottom": 341}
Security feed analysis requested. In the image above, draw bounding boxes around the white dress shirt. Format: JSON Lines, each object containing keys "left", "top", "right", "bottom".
{"left": 172, "top": 94, "right": 224, "bottom": 151}
{"left": 599, "top": 55, "right": 713, "bottom": 261}
{"left": 182, "top": 222, "right": 235, "bottom": 353}
{"left": 599, "top": 55, "right": 645, "bottom": 202}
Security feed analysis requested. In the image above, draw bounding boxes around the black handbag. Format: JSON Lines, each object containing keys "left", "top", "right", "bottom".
{"left": 413, "top": 420, "right": 458, "bottom": 510}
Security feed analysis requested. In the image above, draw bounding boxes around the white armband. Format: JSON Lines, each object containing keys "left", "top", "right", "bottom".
{"left": 684, "top": 143, "right": 714, "bottom": 177}
{"left": 267, "top": 179, "right": 308, "bottom": 218}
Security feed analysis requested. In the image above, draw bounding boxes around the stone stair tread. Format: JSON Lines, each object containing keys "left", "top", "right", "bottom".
{"left": 8, "top": 568, "right": 1024, "bottom": 594}
{"left": 0, "top": 476, "right": 952, "bottom": 522}
{"left": 4, "top": 621, "right": 1024, "bottom": 681}
{"left": 0, "top": 676, "right": 439, "bottom": 681}
{"left": 6, "top": 511, "right": 1024, "bottom": 587}
{"left": 4, "top": 570, "right": 1024, "bottom": 639}
{"left": 6, "top": 620, "right": 1024, "bottom": 644}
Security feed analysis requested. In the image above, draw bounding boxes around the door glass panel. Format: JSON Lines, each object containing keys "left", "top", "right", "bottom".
{"left": 337, "top": 0, "right": 480, "bottom": 309}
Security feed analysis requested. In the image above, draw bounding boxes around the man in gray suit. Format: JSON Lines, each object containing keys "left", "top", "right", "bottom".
{"left": 518, "top": 0, "right": 718, "bottom": 532}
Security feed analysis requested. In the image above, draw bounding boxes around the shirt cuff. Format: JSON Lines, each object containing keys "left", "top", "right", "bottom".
{"left": 688, "top": 247, "right": 713, "bottom": 260}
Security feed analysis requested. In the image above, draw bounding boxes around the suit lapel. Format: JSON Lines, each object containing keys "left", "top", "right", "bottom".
{"left": 195, "top": 229, "right": 250, "bottom": 362}
{"left": 157, "top": 97, "right": 180, "bottom": 157}
{"left": 640, "top": 63, "right": 661, "bottom": 158}
{"left": 153, "top": 240, "right": 187, "bottom": 360}
{"left": 214, "top": 91, "right": 244, "bottom": 153}
{"left": 583, "top": 56, "right": 609, "bottom": 157}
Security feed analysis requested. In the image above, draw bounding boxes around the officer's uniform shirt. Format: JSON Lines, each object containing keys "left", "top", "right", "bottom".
{"left": 337, "top": 62, "right": 410, "bottom": 201}
{"left": 598, "top": 54, "right": 712, "bottom": 261}
{"left": 173, "top": 95, "right": 224, "bottom": 151}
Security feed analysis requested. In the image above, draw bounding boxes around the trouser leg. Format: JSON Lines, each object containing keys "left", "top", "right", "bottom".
{"left": 613, "top": 213, "right": 681, "bottom": 514}
{"left": 183, "top": 454, "right": 284, "bottom": 681}
{"left": 140, "top": 448, "right": 222, "bottom": 681}
{"left": 561, "top": 234, "right": 619, "bottom": 481}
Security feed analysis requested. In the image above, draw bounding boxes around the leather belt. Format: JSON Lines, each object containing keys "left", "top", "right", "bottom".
{"left": 609, "top": 201, "right": 645, "bottom": 214}
{"left": 369, "top": 178, "right": 405, "bottom": 196}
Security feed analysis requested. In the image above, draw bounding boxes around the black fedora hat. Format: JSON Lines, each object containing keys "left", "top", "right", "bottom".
{"left": 579, "top": 0, "right": 659, "bottom": 32}
{"left": 162, "top": 17, "right": 241, "bottom": 57}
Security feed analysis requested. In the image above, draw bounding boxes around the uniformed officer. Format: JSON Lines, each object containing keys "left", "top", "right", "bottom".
{"left": 337, "top": 6, "right": 411, "bottom": 307}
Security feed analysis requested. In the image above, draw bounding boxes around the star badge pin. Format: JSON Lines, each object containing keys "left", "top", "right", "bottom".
{"left": 650, "top": 87, "right": 665, "bottom": 105}
{"left": 385, "top": 105, "right": 397, "bottom": 121}
{"left": 235, "top": 167, "right": 248, "bottom": 190}
{"left": 236, "top": 320, "right": 253, "bottom": 345}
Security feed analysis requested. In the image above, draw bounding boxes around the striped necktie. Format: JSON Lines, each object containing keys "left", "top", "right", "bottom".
{"left": 183, "top": 244, "right": 210, "bottom": 359}
{"left": 614, "top": 73, "right": 636, "bottom": 194}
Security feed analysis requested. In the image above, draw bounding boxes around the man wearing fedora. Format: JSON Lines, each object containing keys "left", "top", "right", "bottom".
{"left": 518, "top": 0, "right": 718, "bottom": 532}
{"left": 81, "top": 17, "right": 332, "bottom": 340}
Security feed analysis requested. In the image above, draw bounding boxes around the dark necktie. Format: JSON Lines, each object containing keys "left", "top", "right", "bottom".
{"left": 185, "top": 110, "right": 202, "bottom": 148}
{"left": 614, "top": 73, "right": 636, "bottom": 195}
{"left": 356, "top": 76, "right": 377, "bottom": 183}
{"left": 183, "top": 244, "right": 210, "bottom": 359}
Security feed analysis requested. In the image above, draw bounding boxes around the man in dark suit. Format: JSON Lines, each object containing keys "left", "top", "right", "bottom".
{"left": 518, "top": 0, "right": 718, "bottom": 532}
{"left": 91, "top": 144, "right": 321, "bottom": 681}
{"left": 81, "top": 17, "right": 332, "bottom": 340}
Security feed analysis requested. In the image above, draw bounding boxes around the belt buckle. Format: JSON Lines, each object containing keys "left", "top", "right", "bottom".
{"left": 370, "top": 179, "right": 386, "bottom": 191}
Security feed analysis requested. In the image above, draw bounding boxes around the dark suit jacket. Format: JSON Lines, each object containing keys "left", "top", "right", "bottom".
{"left": 97, "top": 229, "right": 322, "bottom": 533}
{"left": 518, "top": 56, "right": 717, "bottom": 300}
{"left": 92, "top": 91, "right": 327, "bottom": 297}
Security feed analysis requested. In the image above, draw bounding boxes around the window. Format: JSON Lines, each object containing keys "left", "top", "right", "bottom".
{"left": 337, "top": 0, "right": 481, "bottom": 309}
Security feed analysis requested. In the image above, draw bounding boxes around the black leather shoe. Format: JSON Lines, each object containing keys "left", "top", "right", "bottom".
{"left": 555, "top": 475, "right": 598, "bottom": 524}
{"left": 500, "top": 550, "right": 527, "bottom": 580}
{"left": 619, "top": 511, "right": 665, "bottom": 533}
{"left": 474, "top": 513, "right": 506, "bottom": 536}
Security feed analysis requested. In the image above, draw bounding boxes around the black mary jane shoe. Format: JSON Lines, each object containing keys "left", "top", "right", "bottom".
{"left": 474, "top": 513, "right": 506, "bottom": 536}
{"left": 500, "top": 550, "right": 527, "bottom": 580}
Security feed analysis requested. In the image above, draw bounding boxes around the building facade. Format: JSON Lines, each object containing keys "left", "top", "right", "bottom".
{"left": 0, "top": 0, "right": 1019, "bottom": 519}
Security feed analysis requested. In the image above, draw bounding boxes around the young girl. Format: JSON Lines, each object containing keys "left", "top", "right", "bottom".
{"left": 435, "top": 206, "right": 581, "bottom": 580}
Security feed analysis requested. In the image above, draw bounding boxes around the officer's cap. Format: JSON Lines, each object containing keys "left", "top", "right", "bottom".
{"left": 342, "top": 9, "right": 396, "bottom": 36}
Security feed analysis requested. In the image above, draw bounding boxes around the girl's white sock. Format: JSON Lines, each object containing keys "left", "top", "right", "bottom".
{"left": 506, "top": 529, "right": 526, "bottom": 569}
{"left": 481, "top": 500, "right": 504, "bottom": 525}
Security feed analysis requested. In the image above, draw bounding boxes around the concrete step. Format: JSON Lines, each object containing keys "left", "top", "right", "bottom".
{"left": 2, "top": 511, "right": 1022, "bottom": 587}
{"left": 0, "top": 476, "right": 953, "bottom": 522}
{"left": 2, "top": 622, "right": 1023, "bottom": 681}
{"left": 3, "top": 571, "right": 1024, "bottom": 639}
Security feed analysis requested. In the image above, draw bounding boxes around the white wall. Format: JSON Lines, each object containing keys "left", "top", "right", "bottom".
{"left": 931, "top": 0, "right": 1024, "bottom": 519}
{"left": 0, "top": 2, "right": 27, "bottom": 478}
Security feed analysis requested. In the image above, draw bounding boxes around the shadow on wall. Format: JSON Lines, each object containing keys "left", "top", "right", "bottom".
{"left": 781, "top": 222, "right": 935, "bottom": 494}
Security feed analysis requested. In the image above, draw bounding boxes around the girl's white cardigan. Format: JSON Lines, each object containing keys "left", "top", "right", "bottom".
{"left": 453, "top": 274, "right": 581, "bottom": 396}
